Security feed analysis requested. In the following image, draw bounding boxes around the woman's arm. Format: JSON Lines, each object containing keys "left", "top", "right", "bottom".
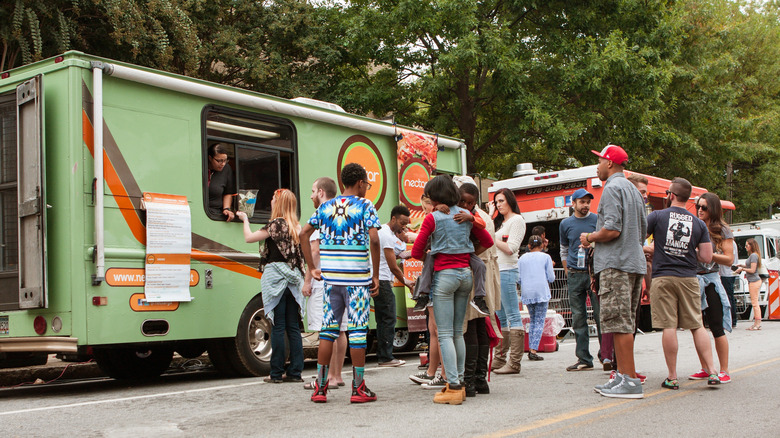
{"left": 737, "top": 254, "right": 758, "bottom": 274}
{"left": 712, "top": 238, "right": 734, "bottom": 266}
{"left": 495, "top": 216, "right": 524, "bottom": 255}
{"left": 221, "top": 193, "right": 235, "bottom": 221}
{"left": 411, "top": 214, "right": 435, "bottom": 260}
{"left": 236, "top": 211, "right": 270, "bottom": 243}
{"left": 471, "top": 224, "right": 494, "bottom": 257}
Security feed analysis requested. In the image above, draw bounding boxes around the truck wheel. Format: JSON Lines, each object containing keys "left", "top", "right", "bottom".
{"left": 207, "top": 340, "right": 238, "bottom": 376}
{"left": 393, "top": 328, "right": 417, "bottom": 352}
{"left": 222, "top": 295, "right": 272, "bottom": 377}
{"left": 93, "top": 347, "right": 173, "bottom": 380}
{"left": 175, "top": 342, "right": 207, "bottom": 359}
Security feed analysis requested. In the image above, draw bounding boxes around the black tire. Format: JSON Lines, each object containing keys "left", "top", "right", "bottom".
{"left": 222, "top": 295, "right": 272, "bottom": 377}
{"left": 93, "top": 346, "right": 173, "bottom": 380}
{"left": 175, "top": 342, "right": 207, "bottom": 359}
{"left": 207, "top": 340, "right": 238, "bottom": 376}
{"left": 393, "top": 328, "right": 417, "bottom": 352}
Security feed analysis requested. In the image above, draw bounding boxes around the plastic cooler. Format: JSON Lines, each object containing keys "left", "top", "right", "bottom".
{"left": 520, "top": 310, "right": 563, "bottom": 353}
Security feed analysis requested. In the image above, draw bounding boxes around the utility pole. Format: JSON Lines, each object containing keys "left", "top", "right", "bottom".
{"left": 726, "top": 161, "right": 733, "bottom": 223}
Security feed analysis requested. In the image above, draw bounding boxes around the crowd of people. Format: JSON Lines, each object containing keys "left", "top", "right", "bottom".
{"left": 232, "top": 144, "right": 763, "bottom": 405}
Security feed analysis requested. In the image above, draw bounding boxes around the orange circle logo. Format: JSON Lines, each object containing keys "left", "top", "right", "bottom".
{"left": 337, "top": 135, "right": 387, "bottom": 209}
{"left": 399, "top": 159, "right": 430, "bottom": 208}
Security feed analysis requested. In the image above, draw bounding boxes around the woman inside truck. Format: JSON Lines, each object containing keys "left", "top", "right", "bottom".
{"left": 237, "top": 189, "right": 305, "bottom": 383}
{"left": 736, "top": 238, "right": 763, "bottom": 331}
{"left": 207, "top": 142, "right": 236, "bottom": 221}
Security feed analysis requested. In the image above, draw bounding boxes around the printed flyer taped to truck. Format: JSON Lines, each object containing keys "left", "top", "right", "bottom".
{"left": 142, "top": 192, "right": 193, "bottom": 302}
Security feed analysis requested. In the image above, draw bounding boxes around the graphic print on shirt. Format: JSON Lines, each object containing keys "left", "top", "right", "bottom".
{"left": 308, "top": 196, "right": 381, "bottom": 286}
{"left": 664, "top": 211, "right": 692, "bottom": 257}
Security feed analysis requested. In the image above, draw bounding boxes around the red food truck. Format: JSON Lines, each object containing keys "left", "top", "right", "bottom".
{"left": 487, "top": 163, "right": 735, "bottom": 332}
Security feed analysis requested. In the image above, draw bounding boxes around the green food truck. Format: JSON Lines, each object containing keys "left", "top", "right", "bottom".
{"left": 0, "top": 52, "right": 467, "bottom": 379}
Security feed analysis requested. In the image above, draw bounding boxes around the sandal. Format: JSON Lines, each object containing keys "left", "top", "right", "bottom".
{"left": 661, "top": 378, "right": 679, "bottom": 390}
{"left": 707, "top": 373, "right": 721, "bottom": 386}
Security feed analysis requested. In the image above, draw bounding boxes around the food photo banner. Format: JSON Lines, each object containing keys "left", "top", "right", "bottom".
{"left": 396, "top": 128, "right": 438, "bottom": 230}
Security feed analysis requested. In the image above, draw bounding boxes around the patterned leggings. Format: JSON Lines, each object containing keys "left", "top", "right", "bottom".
{"left": 526, "top": 301, "right": 549, "bottom": 351}
{"left": 319, "top": 284, "right": 370, "bottom": 348}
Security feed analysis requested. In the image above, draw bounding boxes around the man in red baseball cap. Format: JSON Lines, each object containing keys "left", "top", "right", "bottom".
{"left": 579, "top": 143, "right": 648, "bottom": 399}
{"left": 591, "top": 144, "right": 629, "bottom": 166}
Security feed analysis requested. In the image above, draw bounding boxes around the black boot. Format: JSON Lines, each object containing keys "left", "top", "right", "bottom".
{"left": 464, "top": 344, "right": 478, "bottom": 397}
{"left": 474, "top": 344, "right": 490, "bottom": 394}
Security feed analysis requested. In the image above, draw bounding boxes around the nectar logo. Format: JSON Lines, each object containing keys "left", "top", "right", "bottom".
{"left": 337, "top": 135, "right": 387, "bottom": 209}
{"left": 399, "top": 159, "right": 430, "bottom": 208}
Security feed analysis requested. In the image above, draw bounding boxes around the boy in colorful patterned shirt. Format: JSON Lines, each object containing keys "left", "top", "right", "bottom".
{"left": 300, "top": 163, "right": 381, "bottom": 403}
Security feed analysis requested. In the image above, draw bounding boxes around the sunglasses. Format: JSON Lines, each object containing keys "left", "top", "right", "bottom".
{"left": 695, "top": 204, "right": 708, "bottom": 212}
{"left": 665, "top": 190, "right": 680, "bottom": 198}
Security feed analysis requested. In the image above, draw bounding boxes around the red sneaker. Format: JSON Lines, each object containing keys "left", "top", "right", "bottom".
{"left": 718, "top": 372, "right": 731, "bottom": 384}
{"left": 311, "top": 380, "right": 328, "bottom": 403}
{"left": 350, "top": 380, "right": 377, "bottom": 403}
{"left": 636, "top": 372, "right": 647, "bottom": 385}
{"left": 688, "top": 369, "right": 709, "bottom": 380}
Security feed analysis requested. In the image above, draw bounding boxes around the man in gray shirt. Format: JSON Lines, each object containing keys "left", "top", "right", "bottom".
{"left": 579, "top": 144, "right": 647, "bottom": 399}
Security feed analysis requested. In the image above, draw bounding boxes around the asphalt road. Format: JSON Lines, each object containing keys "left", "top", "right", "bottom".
{"left": 1, "top": 322, "right": 779, "bottom": 437}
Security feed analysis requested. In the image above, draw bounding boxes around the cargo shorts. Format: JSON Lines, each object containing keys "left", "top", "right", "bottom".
{"left": 598, "top": 268, "right": 643, "bottom": 334}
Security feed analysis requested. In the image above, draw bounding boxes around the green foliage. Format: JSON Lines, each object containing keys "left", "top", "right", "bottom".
{"left": 1, "top": 0, "right": 778, "bottom": 221}
{"left": 1, "top": 0, "right": 200, "bottom": 74}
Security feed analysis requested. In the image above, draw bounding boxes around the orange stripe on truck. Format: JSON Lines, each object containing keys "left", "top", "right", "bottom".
{"left": 82, "top": 110, "right": 147, "bottom": 244}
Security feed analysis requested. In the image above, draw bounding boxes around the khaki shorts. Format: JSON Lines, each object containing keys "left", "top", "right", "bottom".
{"left": 598, "top": 268, "right": 643, "bottom": 334}
{"left": 649, "top": 276, "right": 702, "bottom": 330}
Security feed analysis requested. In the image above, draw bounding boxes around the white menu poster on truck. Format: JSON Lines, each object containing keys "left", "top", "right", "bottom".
{"left": 142, "top": 192, "right": 193, "bottom": 302}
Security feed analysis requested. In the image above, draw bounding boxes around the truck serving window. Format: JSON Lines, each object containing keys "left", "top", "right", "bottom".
{"left": 203, "top": 107, "right": 297, "bottom": 222}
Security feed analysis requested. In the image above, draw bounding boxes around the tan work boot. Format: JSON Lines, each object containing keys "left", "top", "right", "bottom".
{"left": 494, "top": 329, "right": 524, "bottom": 374}
{"left": 433, "top": 383, "right": 465, "bottom": 405}
{"left": 491, "top": 329, "right": 510, "bottom": 371}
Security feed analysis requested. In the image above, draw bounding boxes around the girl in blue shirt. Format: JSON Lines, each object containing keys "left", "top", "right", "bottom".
{"left": 518, "top": 235, "right": 556, "bottom": 360}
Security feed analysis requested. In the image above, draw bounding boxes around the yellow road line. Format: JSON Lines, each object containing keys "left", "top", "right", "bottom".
{"left": 480, "top": 356, "right": 780, "bottom": 438}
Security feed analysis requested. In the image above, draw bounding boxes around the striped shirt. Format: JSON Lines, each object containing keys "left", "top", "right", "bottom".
{"left": 307, "top": 196, "right": 381, "bottom": 286}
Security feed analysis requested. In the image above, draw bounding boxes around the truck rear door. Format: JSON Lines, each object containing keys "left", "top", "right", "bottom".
{"left": 15, "top": 75, "right": 47, "bottom": 309}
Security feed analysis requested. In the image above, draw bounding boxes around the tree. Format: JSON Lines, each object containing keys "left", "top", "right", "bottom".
{"left": 647, "top": 0, "right": 780, "bottom": 221}
{"left": 185, "top": 0, "right": 345, "bottom": 98}
{"left": 1, "top": 0, "right": 200, "bottom": 74}
{"left": 330, "top": 0, "right": 684, "bottom": 177}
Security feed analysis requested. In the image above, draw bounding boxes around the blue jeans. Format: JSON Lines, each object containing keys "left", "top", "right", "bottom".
{"left": 721, "top": 276, "right": 737, "bottom": 327}
{"left": 374, "top": 280, "right": 397, "bottom": 363}
{"left": 526, "top": 301, "right": 549, "bottom": 351}
{"left": 496, "top": 269, "right": 523, "bottom": 329}
{"left": 270, "top": 289, "right": 304, "bottom": 379}
{"left": 568, "top": 270, "right": 600, "bottom": 366}
{"left": 431, "top": 268, "right": 473, "bottom": 385}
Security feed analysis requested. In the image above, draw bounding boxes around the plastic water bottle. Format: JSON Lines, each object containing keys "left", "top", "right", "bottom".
{"left": 577, "top": 247, "right": 586, "bottom": 269}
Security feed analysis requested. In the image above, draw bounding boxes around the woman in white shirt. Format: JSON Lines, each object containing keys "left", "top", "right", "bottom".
{"left": 490, "top": 188, "right": 527, "bottom": 374}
